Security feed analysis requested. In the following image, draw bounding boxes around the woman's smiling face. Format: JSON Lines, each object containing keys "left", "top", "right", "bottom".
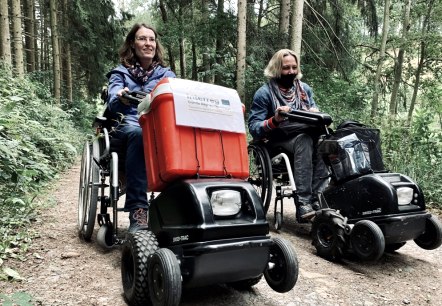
{"left": 133, "top": 27, "right": 157, "bottom": 67}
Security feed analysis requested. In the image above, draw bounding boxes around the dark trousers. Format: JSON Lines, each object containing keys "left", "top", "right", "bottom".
{"left": 112, "top": 123, "right": 148, "bottom": 211}
{"left": 269, "top": 133, "right": 329, "bottom": 205}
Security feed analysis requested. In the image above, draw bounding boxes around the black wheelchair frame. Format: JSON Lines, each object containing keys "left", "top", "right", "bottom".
{"left": 248, "top": 110, "right": 442, "bottom": 261}
{"left": 77, "top": 91, "right": 147, "bottom": 248}
{"left": 248, "top": 110, "right": 333, "bottom": 230}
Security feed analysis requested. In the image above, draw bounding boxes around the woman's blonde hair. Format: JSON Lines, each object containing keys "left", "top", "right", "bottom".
{"left": 264, "top": 49, "right": 302, "bottom": 79}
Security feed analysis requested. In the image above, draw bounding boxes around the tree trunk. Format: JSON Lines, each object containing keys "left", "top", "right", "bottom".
{"left": 407, "top": 0, "right": 434, "bottom": 125}
{"left": 203, "top": 52, "right": 211, "bottom": 83}
{"left": 279, "top": 0, "right": 290, "bottom": 48}
{"left": 0, "top": 0, "right": 12, "bottom": 69}
{"left": 370, "top": 0, "right": 390, "bottom": 119}
{"left": 214, "top": 0, "right": 225, "bottom": 85}
{"left": 24, "top": 0, "right": 36, "bottom": 72}
{"left": 50, "top": 0, "right": 61, "bottom": 104}
{"left": 389, "top": 0, "right": 411, "bottom": 116}
{"left": 290, "top": 0, "right": 304, "bottom": 58}
{"left": 178, "top": 3, "right": 186, "bottom": 79}
{"left": 191, "top": 37, "right": 197, "bottom": 80}
{"left": 11, "top": 0, "right": 25, "bottom": 77}
{"left": 179, "top": 36, "right": 186, "bottom": 79}
{"left": 201, "top": 0, "right": 211, "bottom": 83}
{"left": 33, "top": 1, "right": 39, "bottom": 71}
{"left": 40, "top": 0, "right": 49, "bottom": 71}
{"left": 236, "top": 0, "right": 247, "bottom": 103}
{"left": 159, "top": 0, "right": 176, "bottom": 72}
{"left": 63, "top": 0, "right": 73, "bottom": 104}
{"left": 257, "top": 0, "right": 265, "bottom": 28}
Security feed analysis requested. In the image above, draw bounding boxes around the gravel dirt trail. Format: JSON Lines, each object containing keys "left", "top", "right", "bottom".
{"left": 1, "top": 160, "right": 441, "bottom": 306}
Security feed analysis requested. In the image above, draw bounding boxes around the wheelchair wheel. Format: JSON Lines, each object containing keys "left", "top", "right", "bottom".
{"left": 274, "top": 211, "right": 282, "bottom": 231}
{"left": 121, "top": 230, "right": 159, "bottom": 306}
{"left": 311, "top": 209, "right": 346, "bottom": 261}
{"left": 248, "top": 144, "right": 273, "bottom": 214}
{"left": 350, "top": 220, "right": 385, "bottom": 261}
{"left": 148, "top": 248, "right": 182, "bottom": 306}
{"left": 77, "top": 140, "right": 100, "bottom": 241}
{"left": 96, "top": 224, "right": 114, "bottom": 250}
{"left": 264, "top": 237, "right": 298, "bottom": 293}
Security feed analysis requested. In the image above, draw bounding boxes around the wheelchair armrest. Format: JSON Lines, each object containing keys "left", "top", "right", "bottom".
{"left": 93, "top": 116, "right": 108, "bottom": 128}
{"left": 282, "top": 110, "right": 333, "bottom": 126}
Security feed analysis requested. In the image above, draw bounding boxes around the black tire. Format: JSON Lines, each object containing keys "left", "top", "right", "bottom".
{"left": 311, "top": 209, "right": 346, "bottom": 261}
{"left": 228, "top": 275, "right": 263, "bottom": 291}
{"left": 274, "top": 211, "right": 282, "bottom": 231}
{"left": 414, "top": 215, "right": 442, "bottom": 250}
{"left": 385, "top": 242, "right": 406, "bottom": 253}
{"left": 350, "top": 220, "right": 385, "bottom": 261}
{"left": 148, "top": 248, "right": 182, "bottom": 306}
{"left": 248, "top": 144, "right": 273, "bottom": 214}
{"left": 264, "top": 237, "right": 298, "bottom": 293}
{"left": 121, "top": 231, "right": 159, "bottom": 306}
{"left": 77, "top": 141, "right": 89, "bottom": 234}
{"left": 78, "top": 140, "right": 100, "bottom": 241}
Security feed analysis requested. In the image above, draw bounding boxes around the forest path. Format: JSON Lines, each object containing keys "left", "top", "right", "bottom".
{"left": 1, "top": 160, "right": 442, "bottom": 305}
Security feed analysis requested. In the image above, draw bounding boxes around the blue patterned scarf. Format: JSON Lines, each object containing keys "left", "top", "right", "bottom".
{"left": 128, "top": 61, "right": 158, "bottom": 83}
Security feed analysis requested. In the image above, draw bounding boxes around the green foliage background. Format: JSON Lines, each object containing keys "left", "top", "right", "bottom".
{"left": 0, "top": 66, "right": 97, "bottom": 263}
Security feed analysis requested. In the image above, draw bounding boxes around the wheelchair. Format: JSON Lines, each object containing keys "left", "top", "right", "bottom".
{"left": 77, "top": 80, "right": 299, "bottom": 306}
{"left": 248, "top": 110, "right": 442, "bottom": 261}
{"left": 77, "top": 91, "right": 147, "bottom": 248}
{"left": 248, "top": 110, "right": 333, "bottom": 230}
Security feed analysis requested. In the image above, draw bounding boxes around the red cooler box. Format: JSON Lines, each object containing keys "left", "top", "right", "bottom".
{"left": 139, "top": 78, "right": 249, "bottom": 192}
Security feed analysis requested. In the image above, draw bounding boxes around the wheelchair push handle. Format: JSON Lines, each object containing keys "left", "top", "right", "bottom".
{"left": 122, "top": 90, "right": 147, "bottom": 106}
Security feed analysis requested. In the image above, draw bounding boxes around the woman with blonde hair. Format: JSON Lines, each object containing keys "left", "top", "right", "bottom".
{"left": 248, "top": 49, "right": 328, "bottom": 222}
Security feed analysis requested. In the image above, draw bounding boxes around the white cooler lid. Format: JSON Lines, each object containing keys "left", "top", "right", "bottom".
{"left": 151, "top": 78, "right": 246, "bottom": 134}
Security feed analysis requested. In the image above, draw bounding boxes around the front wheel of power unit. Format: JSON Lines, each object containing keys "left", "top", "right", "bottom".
{"left": 121, "top": 231, "right": 159, "bottom": 306}
{"left": 350, "top": 220, "right": 385, "bottom": 261}
{"left": 311, "top": 209, "right": 346, "bottom": 261}
{"left": 264, "top": 237, "right": 298, "bottom": 293}
{"left": 148, "top": 248, "right": 182, "bottom": 306}
{"left": 414, "top": 215, "right": 442, "bottom": 250}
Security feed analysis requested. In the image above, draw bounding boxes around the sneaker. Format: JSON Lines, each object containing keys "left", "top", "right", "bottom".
{"left": 296, "top": 204, "right": 315, "bottom": 223}
{"left": 128, "top": 208, "right": 148, "bottom": 233}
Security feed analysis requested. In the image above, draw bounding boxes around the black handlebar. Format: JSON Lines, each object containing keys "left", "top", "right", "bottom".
{"left": 279, "top": 110, "right": 333, "bottom": 126}
{"left": 122, "top": 90, "right": 147, "bottom": 106}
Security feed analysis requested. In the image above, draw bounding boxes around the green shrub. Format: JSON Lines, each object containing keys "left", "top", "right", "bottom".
{"left": 0, "top": 67, "right": 86, "bottom": 260}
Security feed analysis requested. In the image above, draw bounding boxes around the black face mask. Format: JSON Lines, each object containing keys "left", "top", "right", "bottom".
{"left": 277, "top": 74, "right": 296, "bottom": 88}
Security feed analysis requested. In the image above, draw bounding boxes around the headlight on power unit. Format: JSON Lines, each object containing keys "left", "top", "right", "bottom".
{"left": 396, "top": 187, "right": 414, "bottom": 205}
{"left": 210, "top": 190, "right": 242, "bottom": 216}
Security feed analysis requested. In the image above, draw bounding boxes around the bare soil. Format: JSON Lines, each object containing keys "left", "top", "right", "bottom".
{"left": 1, "top": 160, "right": 442, "bottom": 306}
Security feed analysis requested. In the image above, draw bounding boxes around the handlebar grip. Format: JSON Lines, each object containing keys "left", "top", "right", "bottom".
{"left": 280, "top": 111, "right": 319, "bottom": 123}
{"left": 122, "top": 90, "right": 147, "bottom": 106}
{"left": 279, "top": 110, "right": 333, "bottom": 126}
